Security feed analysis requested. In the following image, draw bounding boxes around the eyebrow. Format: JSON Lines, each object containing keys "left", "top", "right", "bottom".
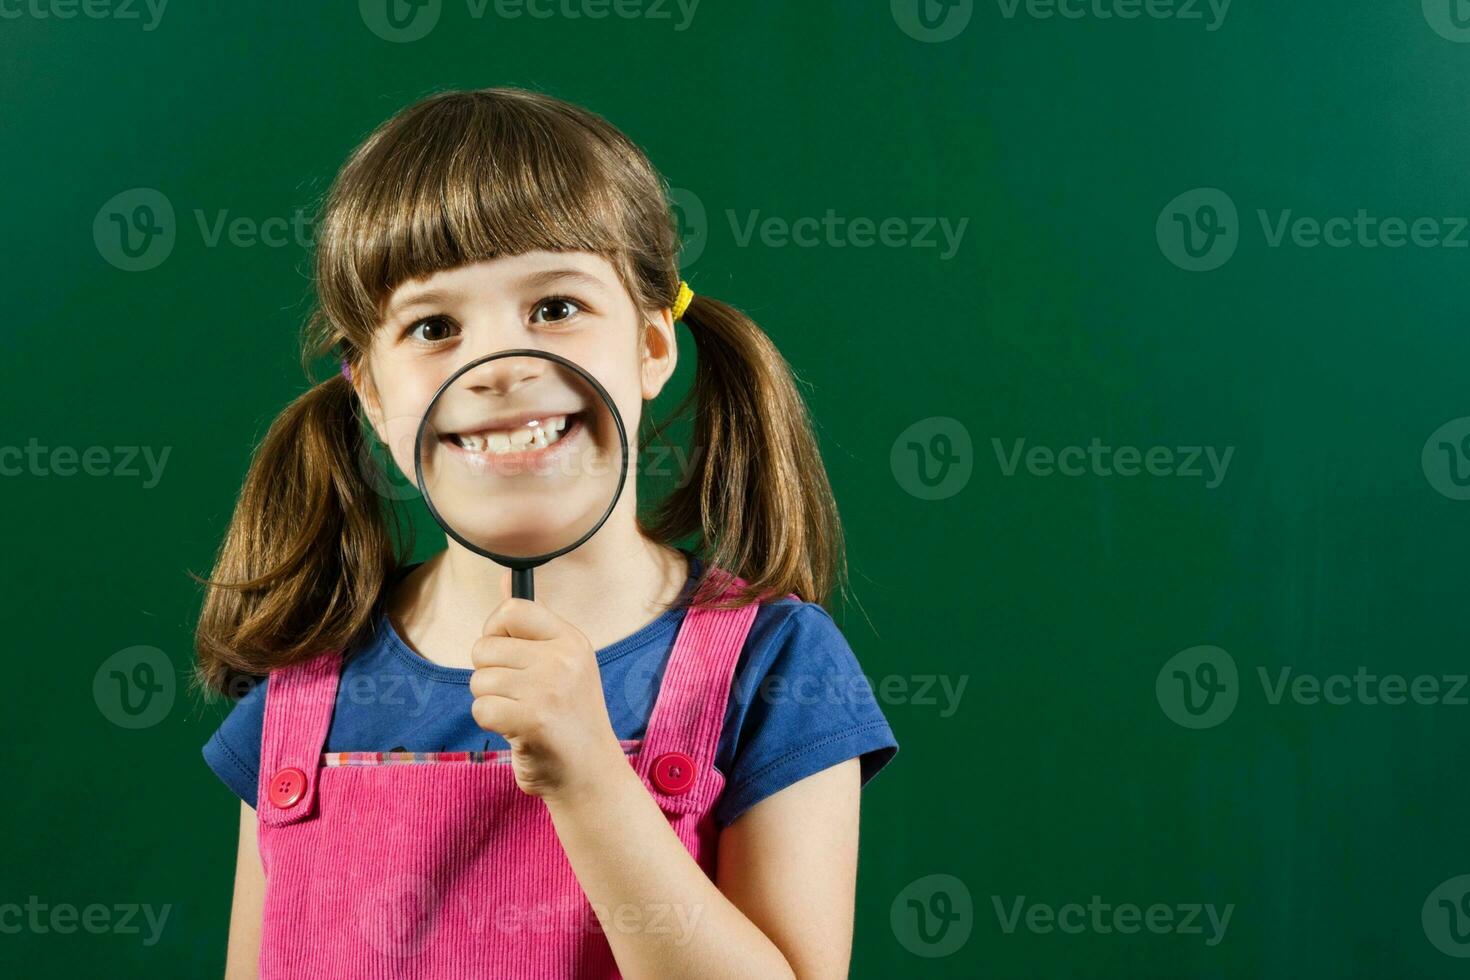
{"left": 517, "top": 267, "right": 610, "bottom": 292}
{"left": 386, "top": 268, "right": 610, "bottom": 319}
{"left": 386, "top": 288, "right": 454, "bottom": 318}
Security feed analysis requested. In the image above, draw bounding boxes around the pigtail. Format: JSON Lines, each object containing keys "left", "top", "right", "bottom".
{"left": 645, "top": 292, "right": 847, "bottom": 611}
{"left": 191, "top": 368, "right": 401, "bottom": 697}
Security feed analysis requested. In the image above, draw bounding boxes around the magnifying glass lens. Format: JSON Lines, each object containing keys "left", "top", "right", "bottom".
{"left": 417, "top": 354, "right": 625, "bottom": 562}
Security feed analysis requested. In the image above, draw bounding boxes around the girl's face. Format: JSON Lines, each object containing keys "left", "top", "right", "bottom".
{"left": 356, "top": 250, "right": 676, "bottom": 557}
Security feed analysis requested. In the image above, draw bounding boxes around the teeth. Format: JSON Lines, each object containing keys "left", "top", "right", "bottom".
{"left": 455, "top": 415, "right": 571, "bottom": 456}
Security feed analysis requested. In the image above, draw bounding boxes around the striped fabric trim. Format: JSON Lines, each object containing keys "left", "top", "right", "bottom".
{"left": 322, "top": 739, "right": 643, "bottom": 767}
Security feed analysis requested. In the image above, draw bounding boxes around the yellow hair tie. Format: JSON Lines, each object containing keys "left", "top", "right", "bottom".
{"left": 672, "top": 280, "right": 694, "bottom": 321}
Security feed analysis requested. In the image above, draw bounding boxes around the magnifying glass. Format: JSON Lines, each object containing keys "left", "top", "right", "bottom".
{"left": 412, "top": 350, "right": 630, "bottom": 601}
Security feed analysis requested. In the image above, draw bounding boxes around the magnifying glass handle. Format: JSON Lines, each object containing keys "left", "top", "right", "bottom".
{"left": 512, "top": 567, "right": 534, "bottom": 601}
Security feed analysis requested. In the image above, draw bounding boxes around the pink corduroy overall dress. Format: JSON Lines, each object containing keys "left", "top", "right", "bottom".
{"left": 254, "top": 574, "right": 770, "bottom": 979}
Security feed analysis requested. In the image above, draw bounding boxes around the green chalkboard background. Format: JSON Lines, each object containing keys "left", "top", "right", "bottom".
{"left": 5, "top": 1, "right": 1470, "bottom": 976}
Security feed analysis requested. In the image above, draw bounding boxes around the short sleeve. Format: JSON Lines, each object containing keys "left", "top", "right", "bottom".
{"left": 712, "top": 602, "right": 899, "bottom": 828}
{"left": 200, "top": 676, "right": 268, "bottom": 809}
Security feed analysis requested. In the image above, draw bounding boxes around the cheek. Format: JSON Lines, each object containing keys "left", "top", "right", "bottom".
{"left": 371, "top": 382, "right": 439, "bottom": 479}
{"left": 378, "top": 414, "right": 423, "bottom": 481}
{"left": 576, "top": 354, "right": 645, "bottom": 449}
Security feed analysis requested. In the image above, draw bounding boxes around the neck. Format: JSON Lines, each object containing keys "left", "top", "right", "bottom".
{"left": 387, "top": 495, "right": 692, "bottom": 670}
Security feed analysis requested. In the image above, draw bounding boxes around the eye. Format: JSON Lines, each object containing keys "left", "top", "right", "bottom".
{"left": 531, "top": 296, "right": 583, "bottom": 325}
{"left": 405, "top": 316, "right": 458, "bottom": 343}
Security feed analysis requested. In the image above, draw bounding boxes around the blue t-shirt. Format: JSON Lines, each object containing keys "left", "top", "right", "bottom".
{"left": 202, "top": 550, "right": 898, "bottom": 828}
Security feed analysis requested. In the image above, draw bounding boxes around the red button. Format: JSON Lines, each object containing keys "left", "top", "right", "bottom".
{"left": 651, "top": 752, "right": 696, "bottom": 795}
{"left": 268, "top": 767, "right": 307, "bottom": 809}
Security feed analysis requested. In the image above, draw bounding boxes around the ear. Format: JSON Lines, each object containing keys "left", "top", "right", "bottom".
{"left": 640, "top": 306, "right": 678, "bottom": 401}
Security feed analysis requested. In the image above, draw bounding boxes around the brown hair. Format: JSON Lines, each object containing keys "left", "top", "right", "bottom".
{"left": 193, "top": 87, "right": 846, "bottom": 697}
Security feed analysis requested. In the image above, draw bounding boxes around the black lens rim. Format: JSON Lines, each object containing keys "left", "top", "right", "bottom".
{"left": 412, "top": 349, "right": 630, "bottom": 571}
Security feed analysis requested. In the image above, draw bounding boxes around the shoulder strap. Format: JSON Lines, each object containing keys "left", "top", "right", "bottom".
{"left": 257, "top": 650, "right": 341, "bottom": 827}
{"left": 634, "top": 571, "right": 791, "bottom": 815}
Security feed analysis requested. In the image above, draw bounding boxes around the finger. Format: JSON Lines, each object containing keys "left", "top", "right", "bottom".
{"left": 469, "top": 665, "right": 522, "bottom": 699}
{"left": 482, "top": 596, "right": 565, "bottom": 641}
{"left": 471, "top": 693, "right": 526, "bottom": 736}
{"left": 469, "top": 635, "right": 541, "bottom": 670}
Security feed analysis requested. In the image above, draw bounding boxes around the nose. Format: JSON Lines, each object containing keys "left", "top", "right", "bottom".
{"left": 457, "top": 354, "right": 546, "bottom": 397}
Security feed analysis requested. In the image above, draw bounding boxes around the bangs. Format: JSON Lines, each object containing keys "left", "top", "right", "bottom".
{"left": 318, "top": 90, "right": 643, "bottom": 340}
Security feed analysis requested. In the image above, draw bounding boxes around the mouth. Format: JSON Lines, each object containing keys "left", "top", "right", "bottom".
{"left": 439, "top": 411, "right": 587, "bottom": 468}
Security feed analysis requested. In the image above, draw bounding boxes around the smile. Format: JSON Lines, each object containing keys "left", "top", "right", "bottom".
{"left": 439, "top": 412, "right": 586, "bottom": 466}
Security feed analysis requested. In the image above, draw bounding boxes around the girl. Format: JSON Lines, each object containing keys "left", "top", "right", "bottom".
{"left": 196, "top": 86, "right": 897, "bottom": 979}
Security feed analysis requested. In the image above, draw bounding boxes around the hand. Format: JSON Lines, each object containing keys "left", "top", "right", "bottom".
{"left": 468, "top": 594, "right": 626, "bottom": 802}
